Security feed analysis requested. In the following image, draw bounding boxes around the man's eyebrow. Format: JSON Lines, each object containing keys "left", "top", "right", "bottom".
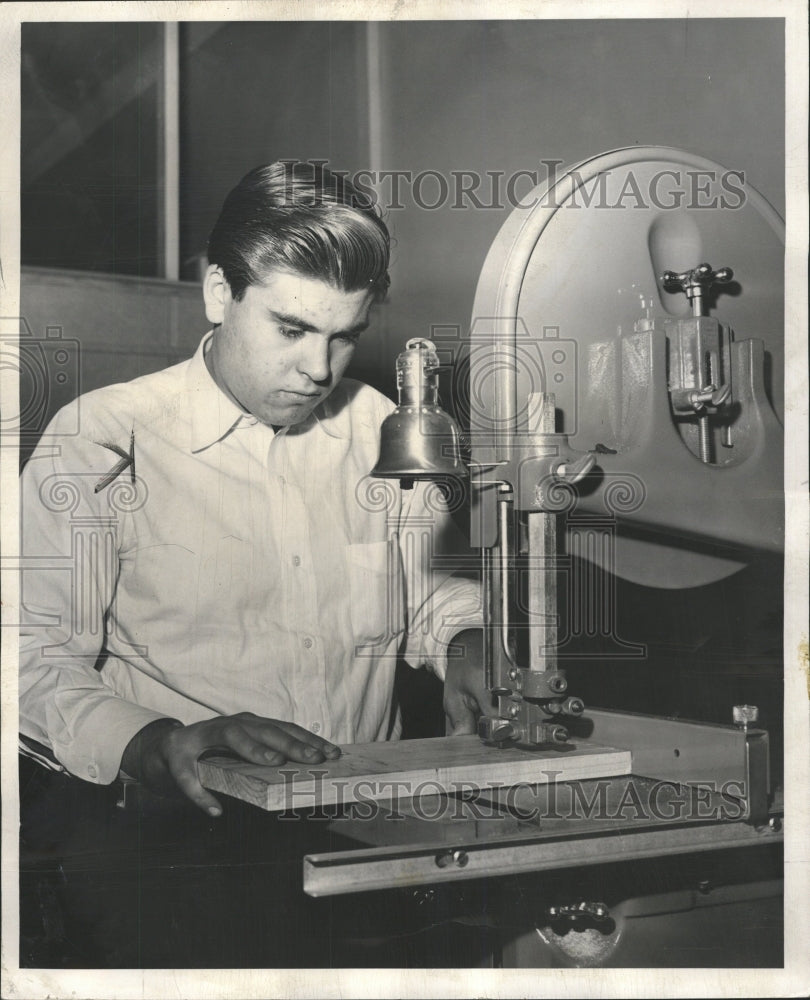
{"left": 269, "top": 310, "right": 370, "bottom": 335}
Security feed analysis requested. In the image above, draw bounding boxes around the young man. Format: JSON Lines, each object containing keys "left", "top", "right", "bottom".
{"left": 19, "top": 161, "right": 487, "bottom": 819}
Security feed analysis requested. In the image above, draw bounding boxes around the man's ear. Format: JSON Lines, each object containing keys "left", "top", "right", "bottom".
{"left": 202, "top": 265, "right": 231, "bottom": 325}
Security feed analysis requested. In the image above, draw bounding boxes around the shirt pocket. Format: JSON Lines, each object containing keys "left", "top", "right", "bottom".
{"left": 347, "top": 539, "right": 403, "bottom": 647}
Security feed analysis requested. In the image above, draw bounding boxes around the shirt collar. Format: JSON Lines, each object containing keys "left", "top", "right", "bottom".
{"left": 186, "top": 332, "right": 351, "bottom": 450}
{"left": 308, "top": 388, "right": 352, "bottom": 440}
{"left": 186, "top": 332, "right": 250, "bottom": 453}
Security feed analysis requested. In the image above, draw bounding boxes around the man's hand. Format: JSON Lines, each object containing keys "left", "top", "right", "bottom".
{"left": 121, "top": 714, "right": 341, "bottom": 816}
{"left": 443, "top": 629, "right": 492, "bottom": 735}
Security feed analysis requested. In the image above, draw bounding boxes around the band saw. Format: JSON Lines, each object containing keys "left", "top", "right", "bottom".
{"left": 200, "top": 147, "right": 785, "bottom": 967}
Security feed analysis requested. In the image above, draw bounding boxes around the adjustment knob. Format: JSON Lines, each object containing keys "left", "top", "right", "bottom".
{"left": 661, "top": 263, "right": 733, "bottom": 317}
{"left": 661, "top": 263, "right": 734, "bottom": 293}
{"left": 478, "top": 716, "right": 516, "bottom": 743}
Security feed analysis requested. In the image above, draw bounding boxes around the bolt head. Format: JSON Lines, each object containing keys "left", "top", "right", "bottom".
{"left": 733, "top": 704, "right": 759, "bottom": 727}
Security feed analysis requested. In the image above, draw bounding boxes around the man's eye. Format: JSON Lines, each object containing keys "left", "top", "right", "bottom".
{"left": 279, "top": 327, "right": 305, "bottom": 340}
{"left": 336, "top": 333, "right": 361, "bottom": 346}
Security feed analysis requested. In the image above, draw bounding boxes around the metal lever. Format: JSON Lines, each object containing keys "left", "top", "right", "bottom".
{"left": 555, "top": 452, "right": 596, "bottom": 483}
{"left": 661, "top": 262, "right": 734, "bottom": 318}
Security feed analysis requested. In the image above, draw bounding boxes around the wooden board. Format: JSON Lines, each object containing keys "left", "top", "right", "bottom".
{"left": 198, "top": 736, "right": 632, "bottom": 812}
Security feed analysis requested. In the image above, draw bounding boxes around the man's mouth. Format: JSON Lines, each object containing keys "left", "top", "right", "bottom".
{"left": 278, "top": 390, "right": 321, "bottom": 403}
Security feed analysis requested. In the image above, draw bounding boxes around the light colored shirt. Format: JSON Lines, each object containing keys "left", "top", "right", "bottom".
{"left": 19, "top": 333, "right": 481, "bottom": 784}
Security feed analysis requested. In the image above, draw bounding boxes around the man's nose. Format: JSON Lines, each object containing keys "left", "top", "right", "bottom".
{"left": 297, "top": 336, "right": 331, "bottom": 384}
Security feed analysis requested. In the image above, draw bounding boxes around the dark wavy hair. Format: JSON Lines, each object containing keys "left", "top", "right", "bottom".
{"left": 207, "top": 161, "right": 390, "bottom": 302}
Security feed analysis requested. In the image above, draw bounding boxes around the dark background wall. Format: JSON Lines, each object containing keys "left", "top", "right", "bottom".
{"left": 178, "top": 21, "right": 369, "bottom": 275}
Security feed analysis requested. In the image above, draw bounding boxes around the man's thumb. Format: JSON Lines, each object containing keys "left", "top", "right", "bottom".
{"left": 445, "top": 698, "right": 476, "bottom": 736}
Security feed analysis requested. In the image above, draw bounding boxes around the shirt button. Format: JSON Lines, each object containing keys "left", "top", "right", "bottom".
{"left": 311, "top": 722, "right": 321, "bottom": 734}
{"left": 302, "top": 636, "right": 313, "bottom": 649}
{"left": 292, "top": 555, "right": 301, "bottom": 567}
{"left": 87, "top": 764, "right": 98, "bottom": 778}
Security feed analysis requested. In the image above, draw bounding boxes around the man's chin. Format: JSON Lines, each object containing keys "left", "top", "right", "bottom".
{"left": 259, "top": 400, "right": 320, "bottom": 428}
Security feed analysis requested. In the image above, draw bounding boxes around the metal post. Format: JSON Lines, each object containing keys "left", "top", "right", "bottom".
{"left": 527, "top": 394, "right": 557, "bottom": 675}
{"left": 158, "top": 22, "right": 180, "bottom": 281}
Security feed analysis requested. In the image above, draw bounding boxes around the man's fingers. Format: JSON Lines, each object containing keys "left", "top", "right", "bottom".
{"left": 443, "top": 644, "right": 491, "bottom": 738}
{"left": 255, "top": 718, "right": 341, "bottom": 759}
{"left": 217, "top": 716, "right": 339, "bottom": 764}
{"left": 446, "top": 714, "right": 476, "bottom": 736}
{"left": 221, "top": 724, "right": 321, "bottom": 765}
{"left": 444, "top": 691, "right": 478, "bottom": 736}
{"left": 168, "top": 754, "right": 224, "bottom": 817}
{"left": 157, "top": 715, "right": 343, "bottom": 814}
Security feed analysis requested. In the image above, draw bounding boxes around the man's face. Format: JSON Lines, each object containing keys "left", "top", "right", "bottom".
{"left": 204, "top": 267, "right": 375, "bottom": 427}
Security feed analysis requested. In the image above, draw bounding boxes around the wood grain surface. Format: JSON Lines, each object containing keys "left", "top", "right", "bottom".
{"left": 198, "top": 736, "right": 632, "bottom": 812}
